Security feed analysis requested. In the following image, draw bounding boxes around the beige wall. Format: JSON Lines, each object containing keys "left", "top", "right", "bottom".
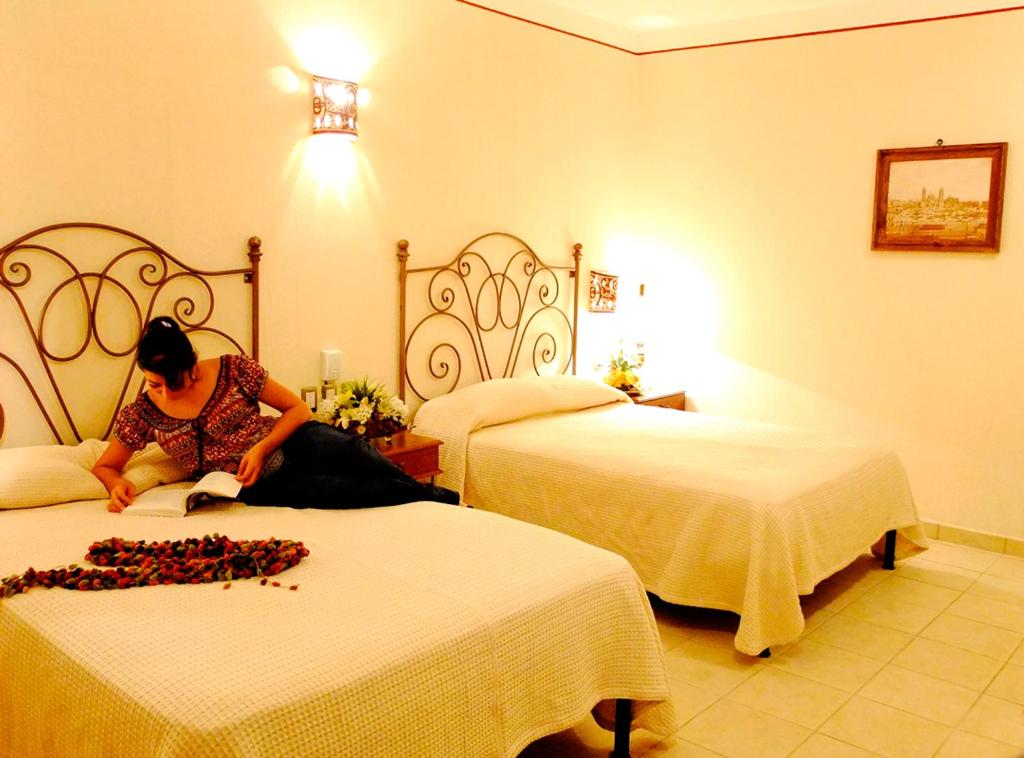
{"left": 0, "top": 0, "right": 637, "bottom": 445}
{"left": 2, "top": 2, "right": 1021, "bottom": 541}
{"left": 636, "top": 13, "right": 1024, "bottom": 539}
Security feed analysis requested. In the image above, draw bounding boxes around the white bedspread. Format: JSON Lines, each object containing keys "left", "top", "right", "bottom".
{"left": 0, "top": 497, "right": 674, "bottom": 757}
{"left": 415, "top": 383, "right": 928, "bottom": 655}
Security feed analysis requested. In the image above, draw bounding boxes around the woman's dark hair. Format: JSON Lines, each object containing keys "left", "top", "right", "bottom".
{"left": 137, "top": 317, "right": 197, "bottom": 390}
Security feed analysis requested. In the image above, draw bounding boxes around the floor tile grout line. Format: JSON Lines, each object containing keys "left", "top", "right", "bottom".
{"left": 773, "top": 560, "right": 976, "bottom": 754}
{"left": 658, "top": 665, "right": 745, "bottom": 751}
{"left": 783, "top": 725, "right": 819, "bottom": 756}
{"left": 930, "top": 727, "right": 959, "bottom": 757}
{"left": 805, "top": 617, "right": 941, "bottom": 746}
{"left": 944, "top": 598, "right": 1024, "bottom": 637}
{"left": 538, "top": 545, "right": 1024, "bottom": 757}
{"left": 1011, "top": 636, "right": 1024, "bottom": 667}
{"left": 853, "top": 659, "right": 984, "bottom": 729}
{"left": 831, "top": 561, "right": 990, "bottom": 641}
{"left": 856, "top": 575, "right": 1013, "bottom": 712}
{"left": 856, "top": 572, "right": 963, "bottom": 614}
{"left": 909, "top": 540, "right": 1003, "bottom": 569}
{"left": 668, "top": 580, "right": 905, "bottom": 747}
{"left": 947, "top": 690, "right": 1024, "bottom": 751}
{"left": 961, "top": 574, "right": 1024, "bottom": 613}
{"left": 661, "top": 644, "right": 806, "bottom": 754}
{"left": 792, "top": 728, "right": 888, "bottom": 758}
{"left": 705, "top": 644, "right": 863, "bottom": 744}
{"left": 646, "top": 543, "right": 1024, "bottom": 757}
{"left": 919, "top": 618, "right": 1024, "bottom": 665}
{"left": 979, "top": 650, "right": 1022, "bottom": 709}
{"left": 804, "top": 558, "right": 1024, "bottom": 755}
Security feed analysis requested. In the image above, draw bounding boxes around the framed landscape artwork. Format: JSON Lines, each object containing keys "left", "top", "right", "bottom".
{"left": 871, "top": 142, "right": 1007, "bottom": 252}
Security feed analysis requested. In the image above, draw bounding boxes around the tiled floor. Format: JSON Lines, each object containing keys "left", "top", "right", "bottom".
{"left": 520, "top": 540, "right": 1024, "bottom": 757}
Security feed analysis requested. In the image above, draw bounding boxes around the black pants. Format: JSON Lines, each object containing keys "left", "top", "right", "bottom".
{"left": 240, "top": 421, "right": 459, "bottom": 509}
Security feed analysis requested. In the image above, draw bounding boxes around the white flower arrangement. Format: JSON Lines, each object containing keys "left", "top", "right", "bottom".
{"left": 314, "top": 378, "right": 410, "bottom": 438}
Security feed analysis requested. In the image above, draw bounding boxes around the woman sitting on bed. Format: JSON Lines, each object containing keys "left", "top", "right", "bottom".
{"left": 93, "top": 316, "right": 459, "bottom": 512}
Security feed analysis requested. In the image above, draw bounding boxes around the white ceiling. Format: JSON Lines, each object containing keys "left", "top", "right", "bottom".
{"left": 543, "top": 0, "right": 862, "bottom": 30}
{"left": 474, "top": 0, "right": 1017, "bottom": 51}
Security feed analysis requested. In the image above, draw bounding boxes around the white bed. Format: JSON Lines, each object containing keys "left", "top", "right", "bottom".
{"left": 0, "top": 223, "right": 675, "bottom": 757}
{"left": 397, "top": 234, "right": 929, "bottom": 657}
{"left": 413, "top": 375, "right": 928, "bottom": 656}
{"left": 0, "top": 494, "right": 675, "bottom": 757}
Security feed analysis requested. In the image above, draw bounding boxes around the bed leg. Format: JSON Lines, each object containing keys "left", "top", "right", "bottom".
{"left": 883, "top": 529, "right": 897, "bottom": 570}
{"left": 758, "top": 648, "right": 771, "bottom": 658}
{"left": 611, "top": 698, "right": 631, "bottom": 758}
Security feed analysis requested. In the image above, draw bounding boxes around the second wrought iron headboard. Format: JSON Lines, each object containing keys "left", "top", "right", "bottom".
{"left": 0, "top": 222, "right": 262, "bottom": 444}
{"left": 397, "top": 232, "right": 581, "bottom": 402}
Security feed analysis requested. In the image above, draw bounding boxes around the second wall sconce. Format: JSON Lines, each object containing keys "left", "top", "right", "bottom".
{"left": 312, "top": 75, "right": 358, "bottom": 138}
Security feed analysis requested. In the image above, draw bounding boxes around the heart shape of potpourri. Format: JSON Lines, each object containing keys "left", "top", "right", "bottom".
{"left": 1, "top": 534, "right": 309, "bottom": 598}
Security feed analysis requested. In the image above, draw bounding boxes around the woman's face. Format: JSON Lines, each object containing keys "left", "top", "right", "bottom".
{"left": 142, "top": 370, "right": 190, "bottom": 401}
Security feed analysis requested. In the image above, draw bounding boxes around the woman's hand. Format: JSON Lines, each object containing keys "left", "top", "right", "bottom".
{"left": 107, "top": 479, "right": 136, "bottom": 513}
{"left": 232, "top": 374, "right": 310, "bottom": 488}
{"left": 235, "top": 443, "right": 268, "bottom": 487}
{"left": 94, "top": 439, "right": 137, "bottom": 513}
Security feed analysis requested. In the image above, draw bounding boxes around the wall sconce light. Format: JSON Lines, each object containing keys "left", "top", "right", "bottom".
{"left": 312, "top": 75, "right": 358, "bottom": 138}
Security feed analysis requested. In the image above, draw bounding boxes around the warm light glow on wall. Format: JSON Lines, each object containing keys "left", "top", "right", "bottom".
{"left": 600, "top": 236, "right": 720, "bottom": 387}
{"left": 294, "top": 136, "right": 361, "bottom": 203}
{"left": 276, "top": 23, "right": 378, "bottom": 201}
{"left": 288, "top": 27, "right": 372, "bottom": 140}
{"left": 268, "top": 66, "right": 302, "bottom": 94}
{"left": 292, "top": 27, "right": 369, "bottom": 83}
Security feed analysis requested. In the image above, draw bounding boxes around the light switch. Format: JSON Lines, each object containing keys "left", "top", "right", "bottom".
{"left": 320, "top": 349, "right": 342, "bottom": 384}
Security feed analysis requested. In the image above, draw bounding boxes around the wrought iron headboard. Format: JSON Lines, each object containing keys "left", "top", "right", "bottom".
{"left": 397, "top": 232, "right": 581, "bottom": 402}
{"left": 0, "top": 222, "right": 262, "bottom": 444}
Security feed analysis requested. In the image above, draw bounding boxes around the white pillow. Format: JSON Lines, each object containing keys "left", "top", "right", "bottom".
{"left": 416, "top": 374, "right": 629, "bottom": 435}
{"left": 0, "top": 440, "right": 187, "bottom": 509}
{"left": 412, "top": 374, "right": 629, "bottom": 494}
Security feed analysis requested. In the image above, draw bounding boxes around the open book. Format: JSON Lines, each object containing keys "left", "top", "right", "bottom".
{"left": 123, "top": 471, "right": 242, "bottom": 517}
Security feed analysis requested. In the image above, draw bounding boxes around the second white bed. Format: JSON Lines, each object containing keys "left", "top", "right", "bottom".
{"left": 414, "top": 375, "right": 929, "bottom": 655}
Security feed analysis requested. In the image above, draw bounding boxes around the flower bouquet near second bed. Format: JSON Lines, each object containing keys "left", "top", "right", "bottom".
{"left": 602, "top": 342, "right": 645, "bottom": 397}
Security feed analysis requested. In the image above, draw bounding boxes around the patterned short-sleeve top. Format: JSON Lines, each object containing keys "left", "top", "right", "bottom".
{"left": 114, "top": 354, "right": 279, "bottom": 477}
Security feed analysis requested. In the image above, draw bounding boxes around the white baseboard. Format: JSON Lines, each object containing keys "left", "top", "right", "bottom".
{"left": 921, "top": 520, "right": 1024, "bottom": 558}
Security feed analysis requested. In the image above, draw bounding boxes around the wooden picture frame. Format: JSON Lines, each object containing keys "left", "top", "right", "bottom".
{"left": 588, "top": 270, "right": 618, "bottom": 313}
{"left": 871, "top": 142, "right": 1007, "bottom": 252}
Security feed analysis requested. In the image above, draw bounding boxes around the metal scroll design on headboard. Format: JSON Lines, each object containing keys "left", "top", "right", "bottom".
{"left": 398, "top": 232, "right": 581, "bottom": 402}
{"left": 0, "top": 222, "right": 262, "bottom": 444}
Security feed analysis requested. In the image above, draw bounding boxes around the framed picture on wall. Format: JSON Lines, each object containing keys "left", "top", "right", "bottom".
{"left": 871, "top": 142, "right": 1007, "bottom": 252}
{"left": 588, "top": 270, "right": 618, "bottom": 312}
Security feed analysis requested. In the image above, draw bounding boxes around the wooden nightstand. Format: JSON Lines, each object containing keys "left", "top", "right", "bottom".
{"left": 633, "top": 389, "right": 687, "bottom": 411}
{"left": 370, "top": 430, "right": 443, "bottom": 483}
